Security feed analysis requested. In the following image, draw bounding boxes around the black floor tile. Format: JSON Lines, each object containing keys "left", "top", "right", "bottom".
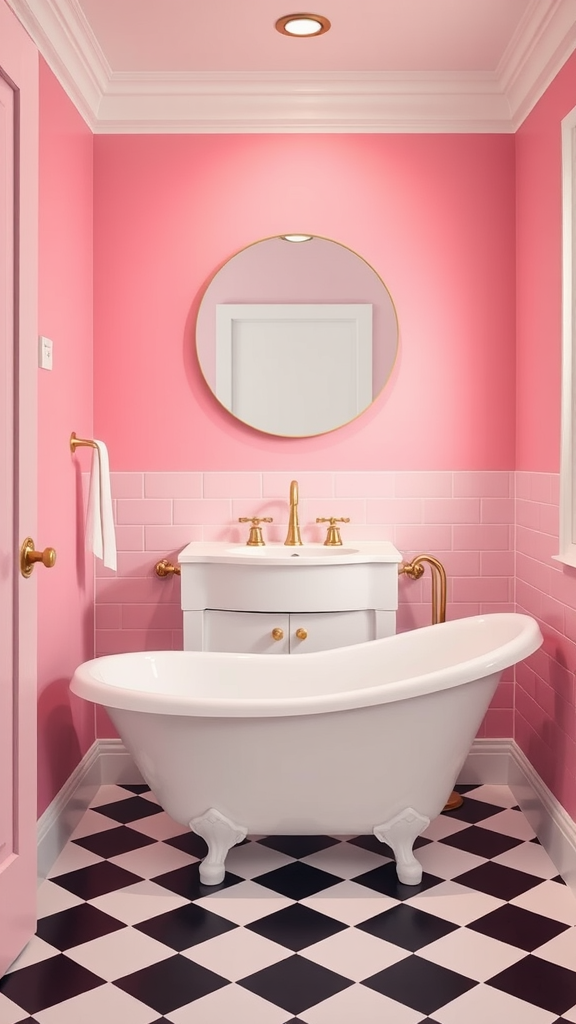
{"left": 487, "top": 954, "right": 576, "bottom": 1015}
{"left": 246, "top": 903, "right": 347, "bottom": 951}
{"left": 453, "top": 861, "right": 544, "bottom": 901}
{"left": 163, "top": 831, "right": 209, "bottom": 858}
{"left": 347, "top": 833, "right": 430, "bottom": 857}
{"left": 438, "top": 824, "right": 522, "bottom": 859}
{"left": 119, "top": 784, "right": 151, "bottom": 794}
{"left": 467, "top": 903, "right": 569, "bottom": 951}
{"left": 134, "top": 903, "right": 238, "bottom": 950}
{"left": 151, "top": 862, "right": 244, "bottom": 900}
{"left": 352, "top": 860, "right": 443, "bottom": 899}
{"left": 35, "top": 902, "right": 125, "bottom": 950}
{"left": 238, "top": 954, "right": 352, "bottom": 1014}
{"left": 0, "top": 955, "right": 104, "bottom": 1015}
{"left": 252, "top": 861, "right": 342, "bottom": 900}
{"left": 362, "top": 955, "right": 477, "bottom": 1014}
{"left": 72, "top": 824, "right": 156, "bottom": 858}
{"left": 53, "top": 860, "right": 142, "bottom": 899}
{"left": 94, "top": 796, "right": 163, "bottom": 823}
{"left": 357, "top": 903, "right": 457, "bottom": 951}
{"left": 440, "top": 799, "right": 508, "bottom": 824}
{"left": 113, "top": 954, "right": 229, "bottom": 1015}
{"left": 256, "top": 835, "right": 340, "bottom": 858}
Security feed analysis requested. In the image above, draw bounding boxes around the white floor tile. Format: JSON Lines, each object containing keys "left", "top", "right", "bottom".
{"left": 432, "top": 982, "right": 557, "bottom": 1024}
{"left": 0, "top": 993, "right": 33, "bottom": 1024}
{"left": 461, "top": 785, "right": 517, "bottom": 808}
{"left": 127, "top": 812, "right": 190, "bottom": 842}
{"left": 166, "top": 983, "right": 289, "bottom": 1024}
{"left": 33, "top": 982, "right": 160, "bottom": 1024}
{"left": 90, "top": 785, "right": 138, "bottom": 808}
{"left": 416, "top": 926, "right": 526, "bottom": 981}
{"left": 301, "top": 842, "right": 391, "bottom": 878}
{"left": 194, "top": 881, "right": 295, "bottom": 925}
{"left": 300, "top": 880, "right": 399, "bottom": 925}
{"left": 420, "top": 815, "right": 471, "bottom": 841}
{"left": 69, "top": 808, "right": 120, "bottom": 840}
{"left": 414, "top": 841, "right": 486, "bottom": 880}
{"left": 404, "top": 880, "right": 505, "bottom": 925}
{"left": 4, "top": 936, "right": 59, "bottom": 975}
{"left": 478, "top": 808, "right": 536, "bottom": 840}
{"left": 299, "top": 983, "right": 425, "bottom": 1024}
{"left": 301, "top": 927, "right": 410, "bottom": 981}
{"left": 224, "top": 841, "right": 294, "bottom": 878}
{"left": 562, "top": 1003, "right": 576, "bottom": 1022}
{"left": 36, "top": 879, "right": 84, "bottom": 919}
{"left": 47, "top": 842, "right": 103, "bottom": 878}
{"left": 182, "top": 927, "right": 291, "bottom": 980}
{"left": 65, "top": 925, "right": 174, "bottom": 981}
{"left": 88, "top": 879, "right": 189, "bottom": 925}
{"left": 533, "top": 925, "right": 576, "bottom": 970}
{"left": 109, "top": 841, "right": 197, "bottom": 878}
{"left": 492, "top": 840, "right": 560, "bottom": 879}
{"left": 511, "top": 879, "right": 576, "bottom": 925}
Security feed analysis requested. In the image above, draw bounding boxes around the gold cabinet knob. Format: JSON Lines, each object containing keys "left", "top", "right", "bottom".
{"left": 20, "top": 537, "right": 57, "bottom": 578}
{"left": 295, "top": 628, "right": 308, "bottom": 640}
{"left": 271, "top": 628, "right": 284, "bottom": 641}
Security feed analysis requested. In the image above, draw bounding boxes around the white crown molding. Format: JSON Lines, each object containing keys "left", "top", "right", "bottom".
{"left": 5, "top": 0, "right": 576, "bottom": 132}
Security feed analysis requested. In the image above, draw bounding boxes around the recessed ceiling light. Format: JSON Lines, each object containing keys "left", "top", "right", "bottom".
{"left": 281, "top": 234, "right": 313, "bottom": 242}
{"left": 275, "top": 14, "right": 331, "bottom": 37}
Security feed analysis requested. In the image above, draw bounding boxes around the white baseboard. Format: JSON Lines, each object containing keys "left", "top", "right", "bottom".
{"left": 37, "top": 739, "right": 143, "bottom": 880}
{"left": 37, "top": 737, "right": 576, "bottom": 898}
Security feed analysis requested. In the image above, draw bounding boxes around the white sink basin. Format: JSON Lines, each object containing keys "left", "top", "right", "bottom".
{"left": 225, "top": 545, "right": 361, "bottom": 561}
{"left": 178, "top": 540, "right": 403, "bottom": 614}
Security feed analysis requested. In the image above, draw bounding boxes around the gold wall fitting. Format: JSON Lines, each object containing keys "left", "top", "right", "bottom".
{"left": 271, "top": 628, "right": 284, "bottom": 640}
{"left": 155, "top": 559, "right": 181, "bottom": 577}
{"left": 70, "top": 431, "right": 98, "bottom": 452}
{"left": 20, "top": 537, "right": 56, "bottom": 578}
{"left": 238, "top": 516, "right": 273, "bottom": 546}
{"left": 284, "top": 480, "right": 302, "bottom": 546}
{"left": 316, "top": 516, "right": 350, "bottom": 546}
{"left": 398, "top": 553, "right": 447, "bottom": 627}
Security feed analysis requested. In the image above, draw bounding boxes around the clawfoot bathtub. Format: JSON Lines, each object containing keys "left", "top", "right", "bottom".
{"left": 71, "top": 613, "right": 542, "bottom": 886}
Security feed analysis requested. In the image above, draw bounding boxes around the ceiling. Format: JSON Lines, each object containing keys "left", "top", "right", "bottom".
{"left": 7, "top": 0, "right": 576, "bottom": 132}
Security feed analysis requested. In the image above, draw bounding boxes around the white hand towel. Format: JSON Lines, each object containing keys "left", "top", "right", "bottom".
{"left": 85, "top": 440, "right": 117, "bottom": 571}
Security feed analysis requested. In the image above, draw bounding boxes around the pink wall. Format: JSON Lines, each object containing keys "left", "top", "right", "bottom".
{"left": 514, "top": 52, "right": 576, "bottom": 817}
{"left": 93, "top": 133, "right": 516, "bottom": 471}
{"left": 37, "top": 60, "right": 95, "bottom": 815}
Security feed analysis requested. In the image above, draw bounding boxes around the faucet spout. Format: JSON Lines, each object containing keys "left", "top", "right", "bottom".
{"left": 284, "top": 479, "right": 302, "bottom": 546}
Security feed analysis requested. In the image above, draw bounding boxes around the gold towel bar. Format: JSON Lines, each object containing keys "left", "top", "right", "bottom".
{"left": 70, "top": 431, "right": 98, "bottom": 452}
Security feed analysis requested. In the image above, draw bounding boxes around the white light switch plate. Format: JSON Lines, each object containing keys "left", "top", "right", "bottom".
{"left": 38, "top": 335, "right": 53, "bottom": 370}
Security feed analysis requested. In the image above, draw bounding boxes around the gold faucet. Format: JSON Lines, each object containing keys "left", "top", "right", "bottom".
{"left": 284, "top": 480, "right": 303, "bottom": 546}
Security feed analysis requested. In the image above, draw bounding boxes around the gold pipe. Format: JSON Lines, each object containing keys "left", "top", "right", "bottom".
{"left": 70, "top": 431, "right": 98, "bottom": 452}
{"left": 398, "top": 553, "right": 447, "bottom": 626}
{"left": 399, "top": 553, "right": 462, "bottom": 811}
{"left": 155, "top": 559, "right": 181, "bottom": 577}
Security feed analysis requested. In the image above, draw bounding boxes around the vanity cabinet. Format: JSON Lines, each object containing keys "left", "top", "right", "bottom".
{"left": 178, "top": 540, "right": 403, "bottom": 655}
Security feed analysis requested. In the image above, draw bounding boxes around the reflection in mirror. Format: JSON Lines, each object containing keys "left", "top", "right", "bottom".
{"left": 196, "top": 235, "right": 399, "bottom": 437}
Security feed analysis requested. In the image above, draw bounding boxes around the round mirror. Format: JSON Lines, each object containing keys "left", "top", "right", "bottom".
{"left": 196, "top": 235, "right": 398, "bottom": 437}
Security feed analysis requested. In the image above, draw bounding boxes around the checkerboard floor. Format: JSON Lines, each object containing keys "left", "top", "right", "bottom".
{"left": 2, "top": 783, "right": 576, "bottom": 1023}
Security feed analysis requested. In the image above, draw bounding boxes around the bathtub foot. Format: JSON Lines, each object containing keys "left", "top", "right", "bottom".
{"left": 190, "top": 808, "right": 247, "bottom": 885}
{"left": 373, "top": 807, "right": 430, "bottom": 885}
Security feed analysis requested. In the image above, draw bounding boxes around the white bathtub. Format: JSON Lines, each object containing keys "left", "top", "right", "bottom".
{"left": 70, "top": 612, "right": 542, "bottom": 886}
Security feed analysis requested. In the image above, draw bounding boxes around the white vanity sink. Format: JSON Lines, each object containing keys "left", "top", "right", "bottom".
{"left": 178, "top": 540, "right": 402, "bottom": 654}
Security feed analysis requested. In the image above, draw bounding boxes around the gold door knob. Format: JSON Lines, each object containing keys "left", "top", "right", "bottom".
{"left": 20, "top": 537, "right": 57, "bottom": 578}
{"left": 271, "top": 628, "right": 284, "bottom": 641}
{"left": 295, "top": 628, "right": 308, "bottom": 641}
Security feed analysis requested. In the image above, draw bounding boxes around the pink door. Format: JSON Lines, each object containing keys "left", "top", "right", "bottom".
{"left": 0, "top": 4, "right": 39, "bottom": 975}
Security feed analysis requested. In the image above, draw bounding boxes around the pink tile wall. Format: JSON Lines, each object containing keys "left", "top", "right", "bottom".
{"left": 96, "top": 470, "right": 515, "bottom": 738}
{"left": 514, "top": 471, "right": 576, "bottom": 820}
